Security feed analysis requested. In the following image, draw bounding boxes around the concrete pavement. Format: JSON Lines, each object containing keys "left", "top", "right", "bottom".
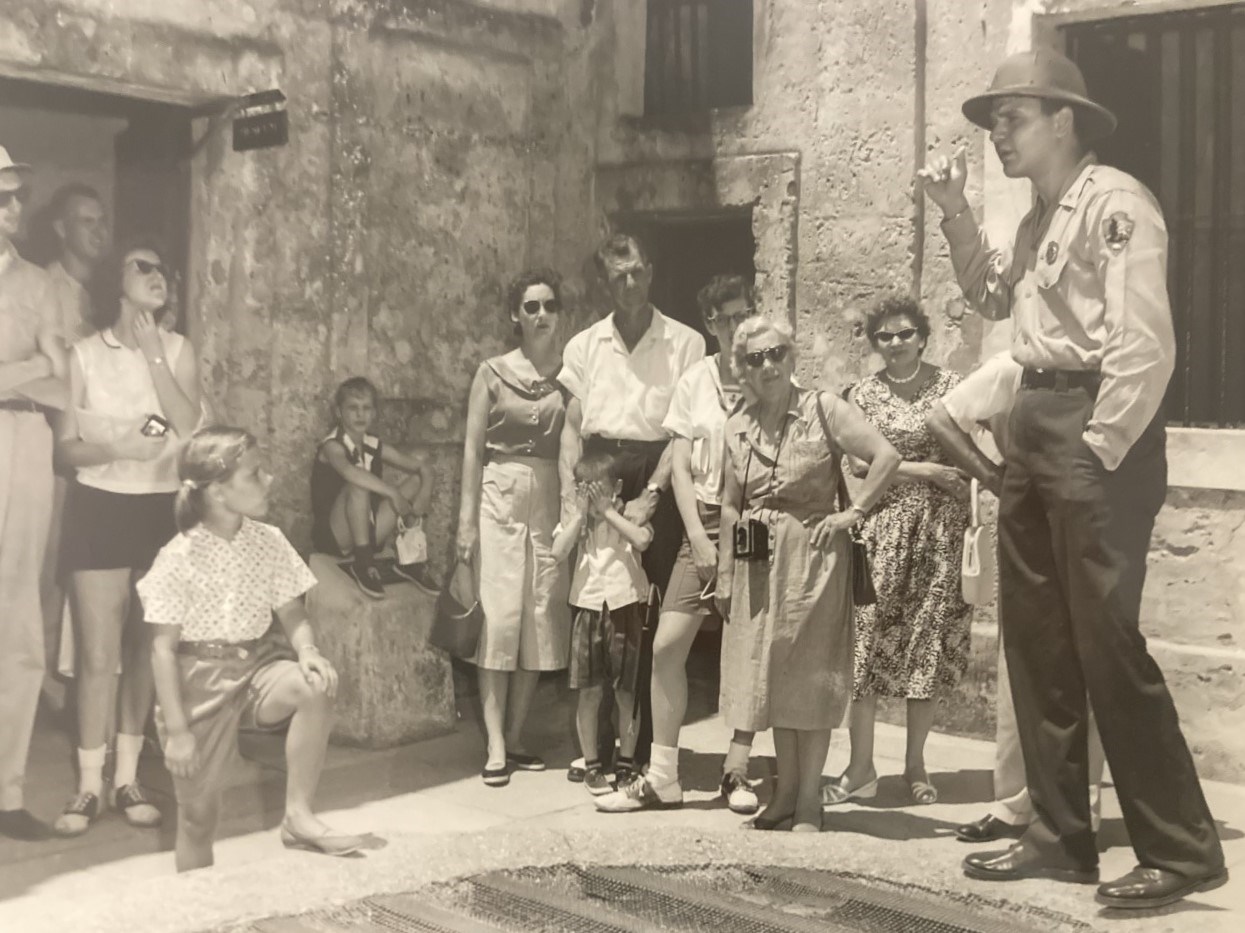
{"left": 1, "top": 672, "right": 1241, "bottom": 932}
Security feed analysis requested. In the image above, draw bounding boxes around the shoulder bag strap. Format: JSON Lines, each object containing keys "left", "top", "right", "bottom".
{"left": 814, "top": 392, "right": 851, "bottom": 513}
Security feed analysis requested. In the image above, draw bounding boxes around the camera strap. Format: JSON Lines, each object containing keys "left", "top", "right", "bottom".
{"left": 742, "top": 388, "right": 794, "bottom": 509}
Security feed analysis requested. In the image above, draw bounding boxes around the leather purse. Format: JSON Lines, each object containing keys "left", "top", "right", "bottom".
{"left": 815, "top": 394, "right": 877, "bottom": 606}
{"left": 961, "top": 478, "right": 996, "bottom": 605}
{"left": 429, "top": 558, "right": 484, "bottom": 659}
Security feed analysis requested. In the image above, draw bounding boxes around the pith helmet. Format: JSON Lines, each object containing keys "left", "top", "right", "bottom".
{"left": 962, "top": 48, "right": 1117, "bottom": 141}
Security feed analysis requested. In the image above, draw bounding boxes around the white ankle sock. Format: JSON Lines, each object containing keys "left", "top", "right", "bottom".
{"left": 77, "top": 745, "right": 107, "bottom": 797}
{"left": 723, "top": 740, "right": 751, "bottom": 776}
{"left": 647, "top": 744, "right": 679, "bottom": 787}
{"left": 113, "top": 733, "right": 145, "bottom": 789}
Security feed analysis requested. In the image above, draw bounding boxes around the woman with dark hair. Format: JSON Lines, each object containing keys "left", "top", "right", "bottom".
{"left": 457, "top": 269, "right": 571, "bottom": 786}
{"left": 824, "top": 295, "right": 972, "bottom": 808}
{"left": 53, "top": 238, "right": 200, "bottom": 835}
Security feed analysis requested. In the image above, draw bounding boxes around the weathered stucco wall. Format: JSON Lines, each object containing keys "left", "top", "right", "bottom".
{"left": 590, "top": 1, "right": 930, "bottom": 391}
{"left": 1, "top": 0, "right": 600, "bottom": 566}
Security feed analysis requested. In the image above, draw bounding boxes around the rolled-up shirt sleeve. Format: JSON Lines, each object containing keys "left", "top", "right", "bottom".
{"left": 942, "top": 209, "right": 1015, "bottom": 322}
{"left": 1082, "top": 190, "right": 1176, "bottom": 471}
{"left": 557, "top": 332, "right": 587, "bottom": 400}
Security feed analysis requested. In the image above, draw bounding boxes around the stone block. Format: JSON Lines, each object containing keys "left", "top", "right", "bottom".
{"left": 306, "top": 554, "right": 456, "bottom": 748}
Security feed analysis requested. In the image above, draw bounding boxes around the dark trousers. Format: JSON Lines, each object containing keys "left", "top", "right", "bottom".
{"left": 582, "top": 435, "right": 684, "bottom": 767}
{"left": 999, "top": 386, "right": 1223, "bottom": 877}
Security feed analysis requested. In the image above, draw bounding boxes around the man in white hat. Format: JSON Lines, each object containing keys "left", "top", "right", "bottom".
{"left": 0, "top": 144, "right": 66, "bottom": 841}
{"left": 921, "top": 48, "right": 1225, "bottom": 909}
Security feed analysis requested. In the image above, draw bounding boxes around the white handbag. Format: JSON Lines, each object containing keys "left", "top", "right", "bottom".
{"left": 396, "top": 515, "right": 428, "bottom": 565}
{"left": 961, "top": 478, "right": 996, "bottom": 606}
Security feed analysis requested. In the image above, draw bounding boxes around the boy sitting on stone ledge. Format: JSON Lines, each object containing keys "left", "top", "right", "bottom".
{"left": 310, "top": 376, "right": 438, "bottom": 599}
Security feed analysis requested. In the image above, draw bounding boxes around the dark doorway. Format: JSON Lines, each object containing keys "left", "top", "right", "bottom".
{"left": 1064, "top": 5, "right": 1245, "bottom": 428}
{"left": 619, "top": 210, "right": 757, "bottom": 353}
{"left": 0, "top": 76, "right": 193, "bottom": 327}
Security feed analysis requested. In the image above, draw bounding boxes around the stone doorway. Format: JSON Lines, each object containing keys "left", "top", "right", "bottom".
{"left": 0, "top": 75, "right": 194, "bottom": 323}
{"left": 621, "top": 209, "right": 757, "bottom": 348}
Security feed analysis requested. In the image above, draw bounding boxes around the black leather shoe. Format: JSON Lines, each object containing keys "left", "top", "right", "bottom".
{"left": 963, "top": 843, "right": 1098, "bottom": 884}
{"left": 1096, "top": 865, "right": 1228, "bottom": 910}
{"left": 956, "top": 814, "right": 1025, "bottom": 843}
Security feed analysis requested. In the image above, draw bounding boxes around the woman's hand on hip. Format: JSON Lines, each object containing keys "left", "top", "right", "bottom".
{"left": 688, "top": 529, "right": 717, "bottom": 583}
{"left": 808, "top": 512, "right": 856, "bottom": 549}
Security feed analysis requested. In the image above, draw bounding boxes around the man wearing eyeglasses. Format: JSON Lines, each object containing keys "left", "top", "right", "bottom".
{"left": 921, "top": 50, "right": 1225, "bottom": 909}
{"left": 558, "top": 234, "right": 704, "bottom": 779}
{"left": 0, "top": 144, "right": 66, "bottom": 842}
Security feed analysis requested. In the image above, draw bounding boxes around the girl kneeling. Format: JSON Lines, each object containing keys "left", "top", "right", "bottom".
{"left": 138, "top": 426, "right": 368, "bottom": 871}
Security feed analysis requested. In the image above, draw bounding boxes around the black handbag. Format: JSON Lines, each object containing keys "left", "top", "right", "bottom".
{"left": 815, "top": 393, "right": 878, "bottom": 606}
{"left": 429, "top": 558, "right": 484, "bottom": 659}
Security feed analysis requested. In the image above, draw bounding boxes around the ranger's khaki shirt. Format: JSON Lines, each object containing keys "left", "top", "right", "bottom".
{"left": 943, "top": 156, "right": 1175, "bottom": 471}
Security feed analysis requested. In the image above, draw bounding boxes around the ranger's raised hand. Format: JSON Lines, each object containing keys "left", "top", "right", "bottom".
{"left": 917, "top": 147, "right": 969, "bottom": 216}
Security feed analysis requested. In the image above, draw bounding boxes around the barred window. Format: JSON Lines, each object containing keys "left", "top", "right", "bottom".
{"left": 1065, "top": 5, "right": 1245, "bottom": 428}
{"left": 644, "top": 0, "right": 753, "bottom": 116}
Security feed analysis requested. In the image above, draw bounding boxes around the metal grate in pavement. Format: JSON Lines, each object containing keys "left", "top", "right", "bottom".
{"left": 211, "top": 863, "right": 1089, "bottom": 933}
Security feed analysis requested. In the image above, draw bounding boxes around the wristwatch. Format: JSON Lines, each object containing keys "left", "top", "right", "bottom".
{"left": 847, "top": 505, "right": 867, "bottom": 524}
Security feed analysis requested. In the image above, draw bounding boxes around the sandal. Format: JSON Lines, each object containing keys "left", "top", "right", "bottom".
{"left": 820, "top": 773, "right": 878, "bottom": 805}
{"left": 53, "top": 792, "right": 101, "bottom": 837}
{"left": 906, "top": 770, "right": 938, "bottom": 805}
{"left": 114, "top": 783, "right": 162, "bottom": 828}
{"left": 280, "top": 821, "right": 365, "bottom": 857}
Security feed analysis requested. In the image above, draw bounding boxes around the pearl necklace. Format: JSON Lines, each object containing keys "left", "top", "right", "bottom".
{"left": 885, "top": 361, "right": 922, "bottom": 384}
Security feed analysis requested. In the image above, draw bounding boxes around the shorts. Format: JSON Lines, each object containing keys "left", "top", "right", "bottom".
{"left": 156, "top": 636, "right": 298, "bottom": 803}
{"left": 310, "top": 492, "right": 383, "bottom": 557}
{"left": 568, "top": 601, "right": 648, "bottom": 694}
{"left": 62, "top": 483, "right": 177, "bottom": 572}
{"left": 661, "top": 503, "right": 721, "bottom": 617}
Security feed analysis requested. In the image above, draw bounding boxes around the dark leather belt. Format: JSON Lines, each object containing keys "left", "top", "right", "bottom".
{"left": 0, "top": 398, "right": 45, "bottom": 413}
{"left": 584, "top": 436, "right": 667, "bottom": 454}
{"left": 1021, "top": 368, "right": 1101, "bottom": 393}
{"left": 177, "top": 639, "right": 262, "bottom": 660}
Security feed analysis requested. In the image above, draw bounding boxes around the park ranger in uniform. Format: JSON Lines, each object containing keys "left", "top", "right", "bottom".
{"left": 921, "top": 48, "right": 1226, "bottom": 910}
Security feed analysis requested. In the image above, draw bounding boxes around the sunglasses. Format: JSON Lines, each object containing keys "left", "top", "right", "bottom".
{"left": 874, "top": 327, "right": 918, "bottom": 345}
{"left": 706, "top": 307, "right": 754, "bottom": 326}
{"left": 521, "top": 298, "right": 562, "bottom": 315}
{"left": 0, "top": 187, "right": 30, "bottom": 209}
{"left": 131, "top": 258, "right": 167, "bottom": 277}
{"left": 743, "top": 344, "right": 790, "bottom": 368}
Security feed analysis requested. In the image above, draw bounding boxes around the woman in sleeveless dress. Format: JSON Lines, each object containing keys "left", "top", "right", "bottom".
{"left": 457, "top": 270, "right": 570, "bottom": 786}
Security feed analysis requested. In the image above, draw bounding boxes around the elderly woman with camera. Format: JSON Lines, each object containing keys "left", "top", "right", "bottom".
{"left": 55, "top": 237, "right": 200, "bottom": 836}
{"left": 716, "top": 316, "right": 898, "bottom": 832}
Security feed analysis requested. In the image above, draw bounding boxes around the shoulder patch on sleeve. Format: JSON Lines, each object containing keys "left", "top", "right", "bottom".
{"left": 1102, "top": 211, "right": 1135, "bottom": 253}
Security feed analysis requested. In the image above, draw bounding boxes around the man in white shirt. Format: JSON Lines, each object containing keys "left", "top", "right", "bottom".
{"left": 928, "top": 351, "right": 1104, "bottom": 844}
{"left": 41, "top": 184, "right": 108, "bottom": 712}
{"left": 45, "top": 182, "right": 107, "bottom": 343}
{"left": 0, "top": 144, "right": 66, "bottom": 841}
{"left": 558, "top": 234, "right": 704, "bottom": 777}
{"left": 558, "top": 234, "right": 705, "bottom": 593}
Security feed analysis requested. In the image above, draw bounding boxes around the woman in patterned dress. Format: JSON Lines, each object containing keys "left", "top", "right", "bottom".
{"left": 457, "top": 269, "right": 571, "bottom": 786}
{"left": 716, "top": 316, "right": 898, "bottom": 831}
{"left": 824, "top": 296, "right": 972, "bottom": 807}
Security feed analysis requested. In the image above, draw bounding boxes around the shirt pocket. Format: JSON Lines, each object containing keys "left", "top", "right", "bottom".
{"left": 1032, "top": 230, "right": 1074, "bottom": 292}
